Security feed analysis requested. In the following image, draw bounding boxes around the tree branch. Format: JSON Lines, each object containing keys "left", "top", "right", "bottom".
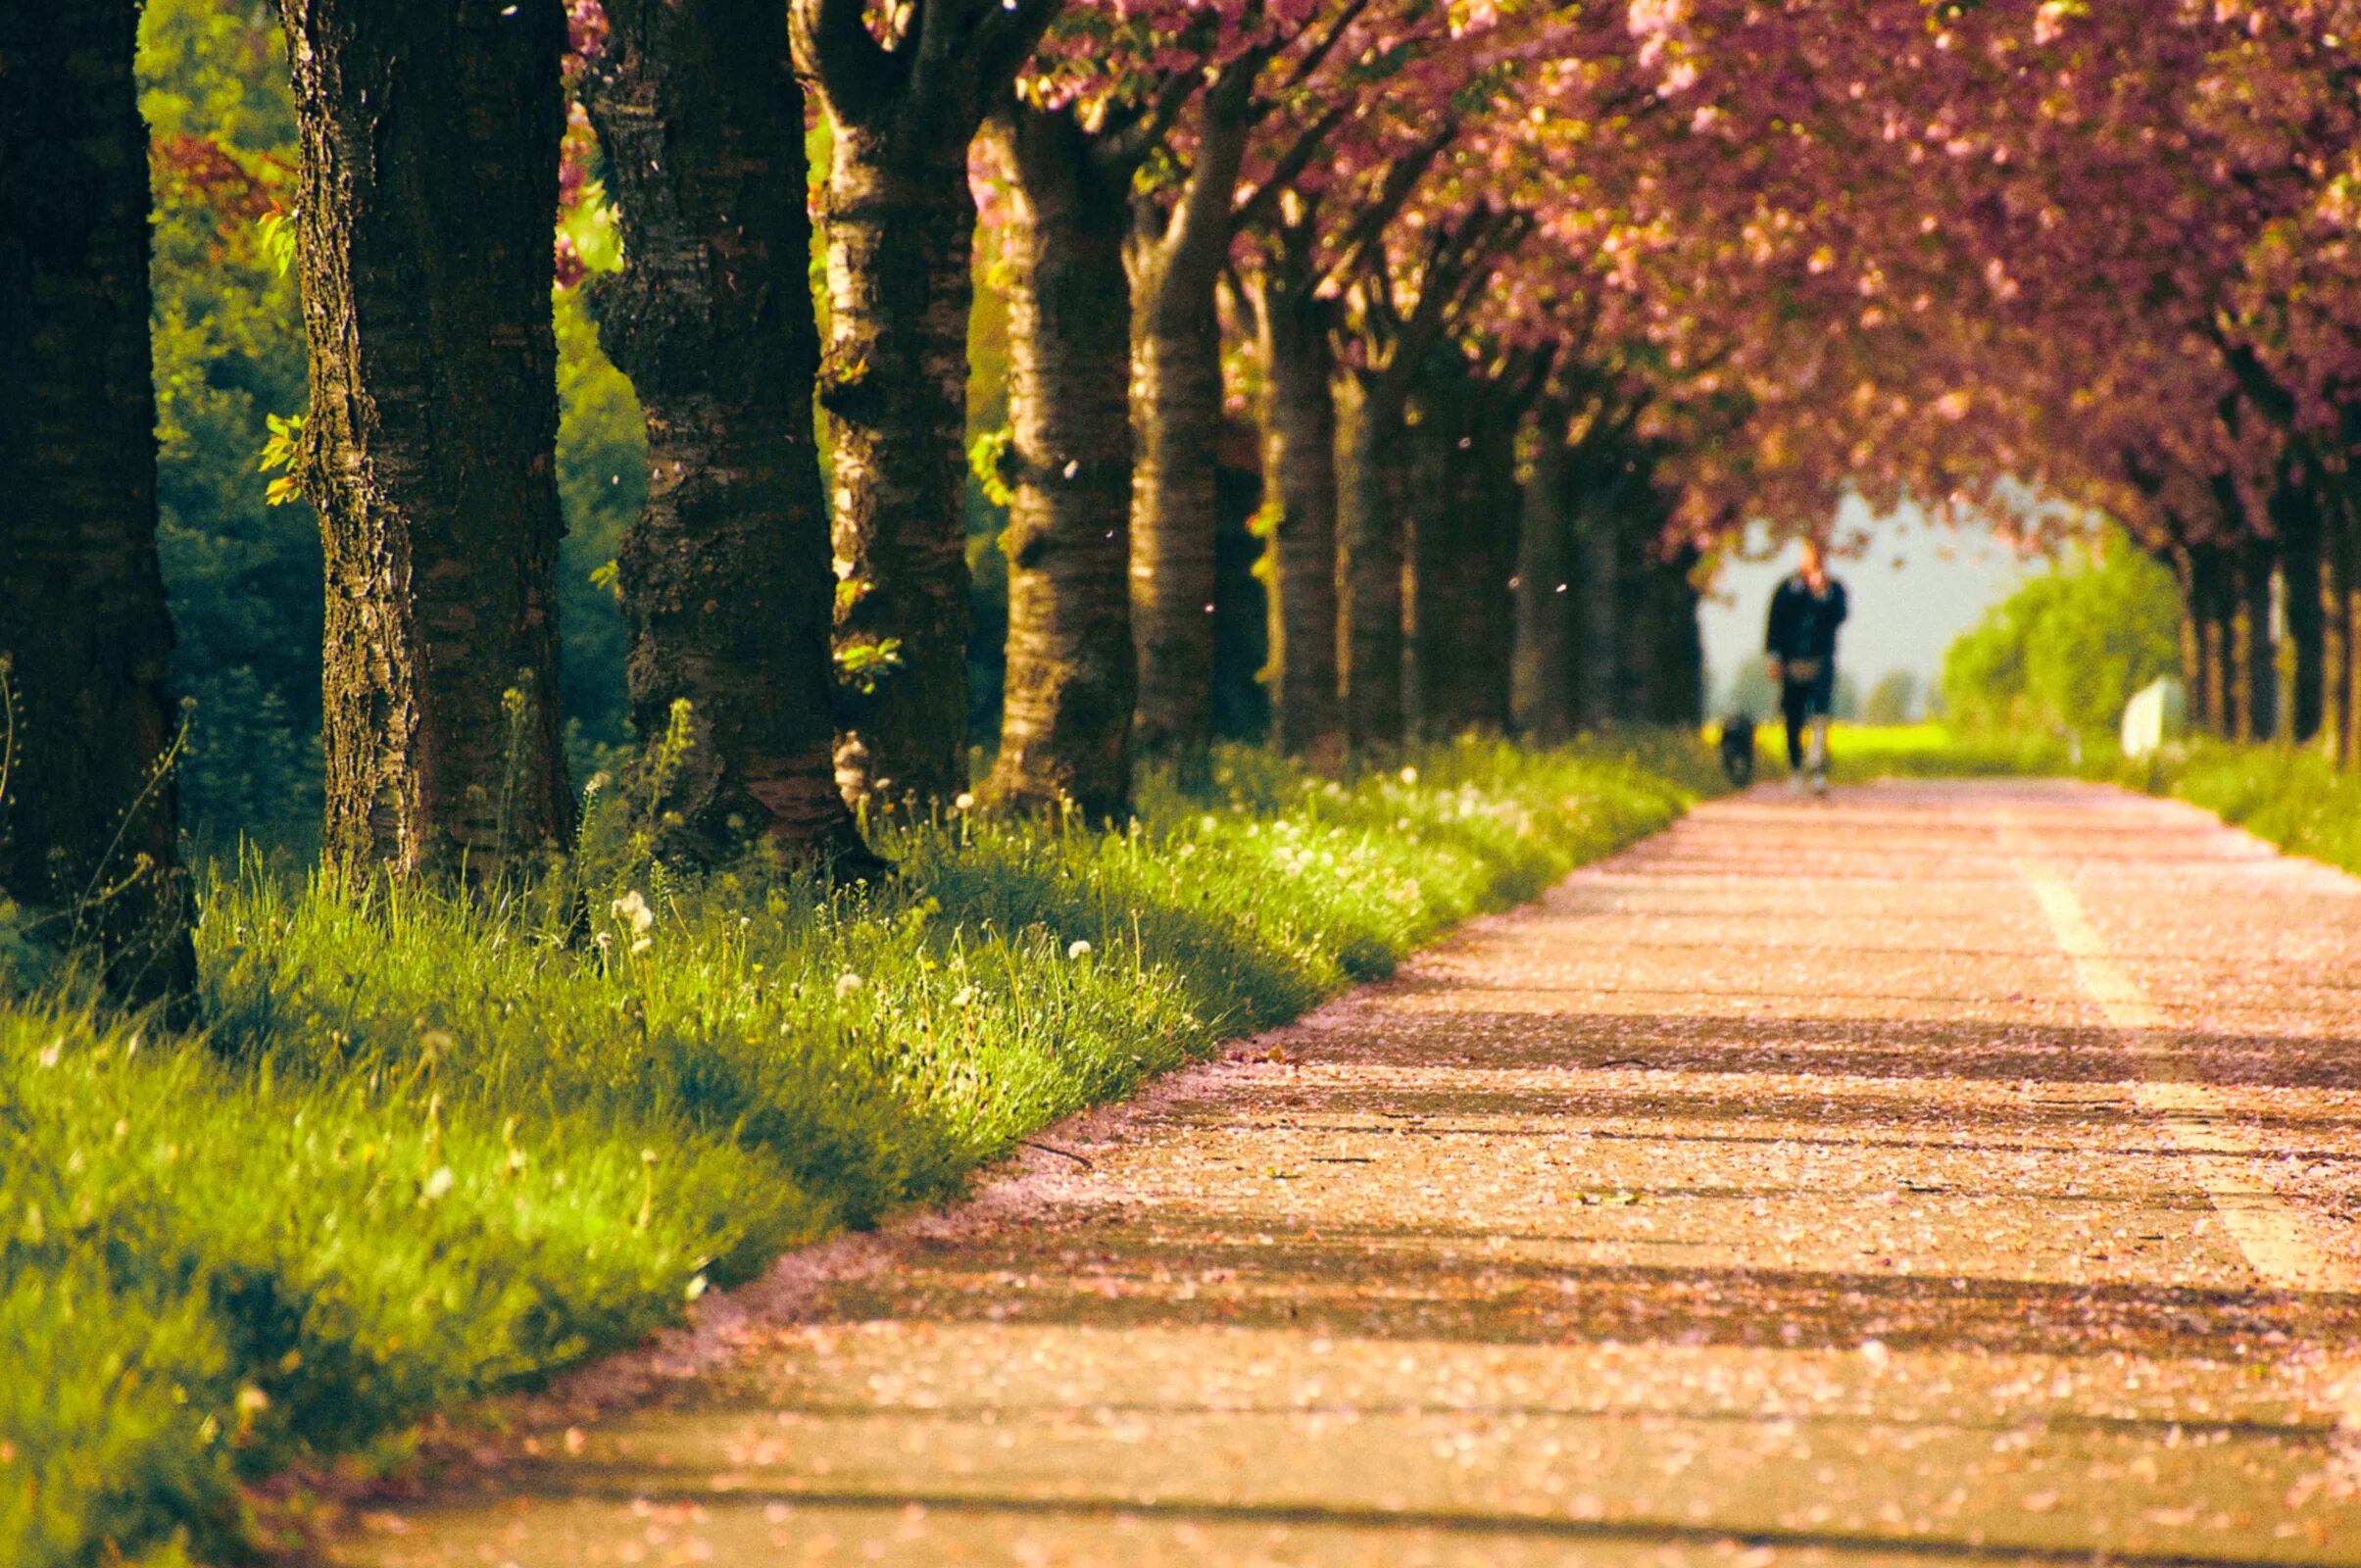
{"left": 1231, "top": 101, "right": 1351, "bottom": 233}
{"left": 1273, "top": 0, "right": 1377, "bottom": 97}
{"left": 789, "top": 0, "right": 896, "bottom": 109}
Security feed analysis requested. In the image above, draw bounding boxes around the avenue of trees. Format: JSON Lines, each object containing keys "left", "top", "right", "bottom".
{"left": 7, "top": 0, "right": 2361, "bottom": 1004}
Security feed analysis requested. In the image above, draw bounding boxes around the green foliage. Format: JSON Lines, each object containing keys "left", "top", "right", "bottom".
{"left": 1861, "top": 669, "right": 1921, "bottom": 725}
{"left": 1, "top": 741, "right": 1699, "bottom": 1568}
{"left": 140, "top": 0, "right": 320, "bottom": 848}
{"left": 1941, "top": 532, "right": 2181, "bottom": 736}
{"left": 552, "top": 291, "right": 642, "bottom": 766}
{"left": 2133, "top": 743, "right": 2361, "bottom": 878}
{"left": 1807, "top": 726, "right": 2361, "bottom": 882}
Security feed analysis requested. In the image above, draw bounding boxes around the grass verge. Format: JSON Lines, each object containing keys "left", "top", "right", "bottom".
{"left": 1799, "top": 721, "right": 2361, "bottom": 877}
{"left": 1, "top": 736, "right": 1710, "bottom": 1568}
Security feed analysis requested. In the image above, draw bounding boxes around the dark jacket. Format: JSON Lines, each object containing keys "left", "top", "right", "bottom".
{"left": 1765, "top": 572, "right": 1848, "bottom": 663}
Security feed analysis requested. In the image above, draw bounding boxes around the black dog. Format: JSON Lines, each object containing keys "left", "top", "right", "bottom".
{"left": 1718, "top": 713, "right": 1757, "bottom": 787}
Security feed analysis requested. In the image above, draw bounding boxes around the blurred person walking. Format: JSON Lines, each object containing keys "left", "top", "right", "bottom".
{"left": 1764, "top": 539, "right": 1848, "bottom": 794}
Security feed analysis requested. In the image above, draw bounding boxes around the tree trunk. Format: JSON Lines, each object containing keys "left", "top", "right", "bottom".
{"left": 582, "top": 0, "right": 869, "bottom": 867}
{"left": 1252, "top": 264, "right": 1342, "bottom": 764}
{"left": 2190, "top": 546, "right": 2229, "bottom": 735}
{"left": 1510, "top": 411, "right": 1571, "bottom": 743}
{"left": 1575, "top": 472, "right": 1624, "bottom": 730}
{"left": 2275, "top": 476, "right": 2327, "bottom": 746}
{"left": 1127, "top": 107, "right": 1253, "bottom": 769}
{"left": 1640, "top": 541, "right": 1705, "bottom": 724}
{"left": 1457, "top": 385, "right": 1520, "bottom": 732}
{"left": 812, "top": 128, "right": 976, "bottom": 808}
{"left": 0, "top": 0, "right": 193, "bottom": 1004}
{"left": 1336, "top": 369, "right": 1408, "bottom": 759}
{"left": 284, "top": 0, "right": 572, "bottom": 875}
{"left": 1402, "top": 374, "right": 1459, "bottom": 740}
{"left": 978, "top": 104, "right": 1136, "bottom": 821}
{"left": 2240, "top": 534, "right": 2277, "bottom": 742}
{"left": 2331, "top": 494, "right": 2361, "bottom": 767}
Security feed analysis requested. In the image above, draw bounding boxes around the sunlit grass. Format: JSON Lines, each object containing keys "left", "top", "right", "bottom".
{"left": 0, "top": 736, "right": 1711, "bottom": 1568}
{"left": 1775, "top": 720, "right": 2361, "bottom": 877}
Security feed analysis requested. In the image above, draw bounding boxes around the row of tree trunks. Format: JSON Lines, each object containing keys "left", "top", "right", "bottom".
{"left": 0, "top": 0, "right": 194, "bottom": 1005}
{"left": 283, "top": 0, "right": 574, "bottom": 876}
{"left": 978, "top": 103, "right": 1137, "bottom": 821}
{"left": 582, "top": 0, "right": 868, "bottom": 867}
{"left": 1407, "top": 365, "right": 1522, "bottom": 739}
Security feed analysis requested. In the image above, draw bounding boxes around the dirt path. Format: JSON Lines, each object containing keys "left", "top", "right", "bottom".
{"left": 340, "top": 780, "right": 2361, "bottom": 1566}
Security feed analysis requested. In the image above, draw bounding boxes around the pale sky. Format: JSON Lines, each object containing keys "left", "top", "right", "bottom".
{"left": 1698, "top": 495, "right": 2052, "bottom": 709}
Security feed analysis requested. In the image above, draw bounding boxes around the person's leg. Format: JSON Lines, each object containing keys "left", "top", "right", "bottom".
{"left": 1781, "top": 679, "right": 1809, "bottom": 773}
{"left": 1807, "top": 664, "right": 1837, "bottom": 786}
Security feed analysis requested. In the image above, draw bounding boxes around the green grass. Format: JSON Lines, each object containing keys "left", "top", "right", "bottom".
{"left": 0, "top": 737, "right": 1711, "bottom": 1568}
{"left": 1791, "top": 721, "right": 2361, "bottom": 877}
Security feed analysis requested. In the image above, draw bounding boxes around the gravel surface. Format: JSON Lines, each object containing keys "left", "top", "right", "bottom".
{"left": 337, "top": 779, "right": 2361, "bottom": 1566}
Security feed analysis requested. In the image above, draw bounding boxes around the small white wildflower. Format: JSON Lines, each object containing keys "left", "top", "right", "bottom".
{"left": 953, "top": 791, "right": 976, "bottom": 811}
{"left": 1199, "top": 813, "right": 1218, "bottom": 833}
{"left": 1066, "top": 939, "right": 1093, "bottom": 960}
{"left": 421, "top": 1165, "right": 456, "bottom": 1200}
{"left": 610, "top": 889, "right": 655, "bottom": 938}
{"left": 1399, "top": 765, "right": 1419, "bottom": 786}
{"left": 951, "top": 985, "right": 977, "bottom": 1007}
{"left": 834, "top": 971, "right": 864, "bottom": 999}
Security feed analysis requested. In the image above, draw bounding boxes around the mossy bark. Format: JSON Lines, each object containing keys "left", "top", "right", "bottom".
{"left": 978, "top": 104, "right": 1136, "bottom": 822}
{"left": 0, "top": 0, "right": 194, "bottom": 1004}
{"left": 582, "top": 0, "right": 869, "bottom": 868}
{"left": 283, "top": 0, "right": 572, "bottom": 876}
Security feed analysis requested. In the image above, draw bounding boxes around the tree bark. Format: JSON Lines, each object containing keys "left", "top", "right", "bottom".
{"left": 1128, "top": 96, "right": 1255, "bottom": 769}
{"left": 2189, "top": 545, "right": 2229, "bottom": 735}
{"left": 2274, "top": 475, "right": 2327, "bottom": 746}
{"left": 1510, "top": 409, "right": 1571, "bottom": 743}
{"left": 1335, "top": 369, "right": 1409, "bottom": 759}
{"left": 1574, "top": 467, "right": 1625, "bottom": 731}
{"left": 2334, "top": 498, "right": 2361, "bottom": 767}
{"left": 1456, "top": 380, "right": 1521, "bottom": 733}
{"left": 582, "top": 0, "right": 870, "bottom": 868}
{"left": 1402, "top": 372, "right": 1458, "bottom": 740}
{"left": 1250, "top": 255, "right": 1342, "bottom": 764}
{"left": 790, "top": 0, "right": 1056, "bottom": 808}
{"left": 2240, "top": 533, "right": 2277, "bottom": 742}
{"left": 812, "top": 128, "right": 975, "bottom": 808}
{"left": 283, "top": 0, "right": 572, "bottom": 876}
{"left": 978, "top": 104, "right": 1136, "bottom": 821}
{"left": 0, "top": 0, "right": 194, "bottom": 1004}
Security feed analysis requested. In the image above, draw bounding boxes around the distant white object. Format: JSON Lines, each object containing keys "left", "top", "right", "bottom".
{"left": 2120, "top": 677, "right": 2187, "bottom": 760}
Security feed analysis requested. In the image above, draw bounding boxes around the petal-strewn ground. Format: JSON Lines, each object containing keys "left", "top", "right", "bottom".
{"left": 339, "top": 779, "right": 2361, "bottom": 1566}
